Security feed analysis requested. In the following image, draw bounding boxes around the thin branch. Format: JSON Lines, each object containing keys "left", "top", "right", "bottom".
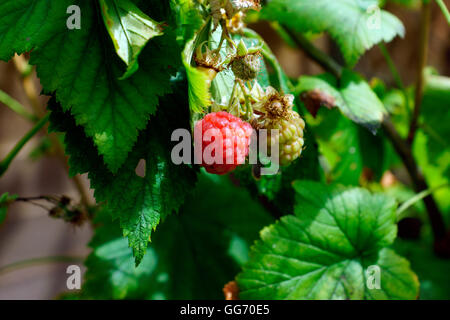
{"left": 0, "top": 113, "right": 49, "bottom": 177}
{"left": 436, "top": 0, "right": 450, "bottom": 25}
{"left": 0, "top": 89, "right": 37, "bottom": 121}
{"left": 378, "top": 43, "right": 412, "bottom": 121}
{"left": 281, "top": 25, "right": 343, "bottom": 78}
{"left": 0, "top": 256, "right": 83, "bottom": 276}
{"left": 238, "top": 79, "right": 252, "bottom": 120}
{"left": 12, "top": 55, "right": 44, "bottom": 118}
{"left": 16, "top": 196, "right": 52, "bottom": 201}
{"left": 383, "top": 118, "right": 447, "bottom": 242}
{"left": 407, "top": 0, "right": 432, "bottom": 144}
{"left": 397, "top": 183, "right": 449, "bottom": 221}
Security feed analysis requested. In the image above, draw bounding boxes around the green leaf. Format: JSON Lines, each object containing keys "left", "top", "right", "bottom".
{"left": 82, "top": 209, "right": 162, "bottom": 299}
{"left": 0, "top": 0, "right": 179, "bottom": 173}
{"left": 0, "top": 0, "right": 68, "bottom": 60}
{"left": 172, "top": 0, "right": 208, "bottom": 115}
{"left": 0, "top": 192, "right": 17, "bottom": 224}
{"left": 170, "top": 0, "right": 204, "bottom": 45}
{"left": 82, "top": 173, "right": 274, "bottom": 299}
{"left": 237, "top": 181, "right": 419, "bottom": 300}
{"left": 309, "top": 109, "right": 363, "bottom": 185}
{"left": 261, "top": 0, "right": 405, "bottom": 66}
{"left": 296, "top": 70, "right": 387, "bottom": 133}
{"left": 394, "top": 238, "right": 450, "bottom": 300}
{"left": 48, "top": 80, "right": 197, "bottom": 265}
{"left": 183, "top": 18, "right": 212, "bottom": 113}
{"left": 99, "top": 135, "right": 195, "bottom": 266}
{"left": 307, "top": 107, "right": 393, "bottom": 185}
{"left": 209, "top": 25, "right": 235, "bottom": 107}
{"left": 99, "top": 0, "right": 164, "bottom": 79}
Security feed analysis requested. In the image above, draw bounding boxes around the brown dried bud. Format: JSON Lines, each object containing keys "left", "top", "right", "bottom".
{"left": 299, "top": 89, "right": 336, "bottom": 118}
{"left": 194, "top": 44, "right": 223, "bottom": 73}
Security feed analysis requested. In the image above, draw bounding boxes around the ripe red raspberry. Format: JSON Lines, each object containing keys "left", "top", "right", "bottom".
{"left": 195, "top": 111, "right": 253, "bottom": 175}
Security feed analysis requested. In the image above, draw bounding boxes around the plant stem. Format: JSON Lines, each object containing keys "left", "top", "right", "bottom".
{"left": 378, "top": 44, "right": 403, "bottom": 87}
{"left": 287, "top": 26, "right": 448, "bottom": 254}
{"left": 16, "top": 196, "right": 51, "bottom": 202}
{"left": 220, "top": 20, "right": 236, "bottom": 49}
{"left": 0, "top": 256, "right": 83, "bottom": 276}
{"left": 378, "top": 43, "right": 412, "bottom": 122}
{"left": 436, "top": 0, "right": 450, "bottom": 25}
{"left": 238, "top": 80, "right": 252, "bottom": 120}
{"left": 13, "top": 55, "right": 44, "bottom": 118}
{"left": 397, "top": 183, "right": 449, "bottom": 220}
{"left": 378, "top": 27, "right": 447, "bottom": 246}
{"left": 407, "top": 0, "right": 432, "bottom": 144}
{"left": 228, "top": 81, "right": 238, "bottom": 109}
{"left": 282, "top": 26, "right": 343, "bottom": 78}
{"left": 0, "top": 113, "right": 49, "bottom": 177}
{"left": 0, "top": 89, "right": 37, "bottom": 121}
{"left": 382, "top": 118, "right": 446, "bottom": 242}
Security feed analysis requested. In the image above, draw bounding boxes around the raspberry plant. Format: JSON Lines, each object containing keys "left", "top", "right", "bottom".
{"left": 0, "top": 0, "right": 450, "bottom": 300}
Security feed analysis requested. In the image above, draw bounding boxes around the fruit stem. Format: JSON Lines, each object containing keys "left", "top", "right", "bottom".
{"left": 238, "top": 80, "right": 252, "bottom": 120}
{"left": 220, "top": 20, "right": 236, "bottom": 49}
{"left": 228, "top": 81, "right": 239, "bottom": 116}
{"left": 246, "top": 80, "right": 253, "bottom": 91}
{"left": 216, "top": 28, "right": 227, "bottom": 52}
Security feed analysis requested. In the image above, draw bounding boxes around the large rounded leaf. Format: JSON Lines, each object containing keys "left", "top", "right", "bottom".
{"left": 237, "top": 181, "right": 419, "bottom": 300}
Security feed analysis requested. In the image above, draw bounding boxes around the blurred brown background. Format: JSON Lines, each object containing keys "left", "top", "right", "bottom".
{"left": 0, "top": 1, "right": 449, "bottom": 299}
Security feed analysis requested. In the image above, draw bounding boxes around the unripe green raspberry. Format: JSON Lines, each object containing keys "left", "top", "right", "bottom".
{"left": 231, "top": 53, "right": 260, "bottom": 81}
{"left": 230, "top": 40, "right": 261, "bottom": 81}
{"left": 266, "top": 112, "right": 305, "bottom": 166}
{"left": 252, "top": 86, "right": 306, "bottom": 166}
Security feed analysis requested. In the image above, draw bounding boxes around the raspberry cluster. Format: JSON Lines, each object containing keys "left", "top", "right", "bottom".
{"left": 195, "top": 111, "right": 253, "bottom": 175}
{"left": 190, "top": 1, "right": 306, "bottom": 175}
